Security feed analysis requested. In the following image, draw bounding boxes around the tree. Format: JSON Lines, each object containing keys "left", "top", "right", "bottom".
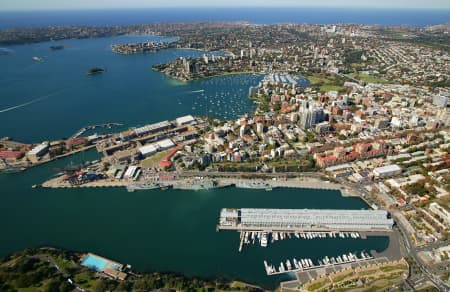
{"left": 92, "top": 280, "right": 107, "bottom": 292}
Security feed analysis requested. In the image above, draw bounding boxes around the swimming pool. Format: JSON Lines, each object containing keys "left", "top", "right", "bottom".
{"left": 81, "top": 254, "right": 108, "bottom": 271}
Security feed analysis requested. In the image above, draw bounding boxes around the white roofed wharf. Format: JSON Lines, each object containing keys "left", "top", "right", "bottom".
{"left": 176, "top": 115, "right": 196, "bottom": 126}
{"left": 157, "top": 139, "right": 175, "bottom": 150}
{"left": 27, "top": 142, "right": 49, "bottom": 156}
{"left": 219, "top": 208, "right": 394, "bottom": 231}
{"left": 139, "top": 144, "right": 158, "bottom": 156}
{"left": 139, "top": 139, "right": 175, "bottom": 156}
{"left": 134, "top": 121, "right": 171, "bottom": 136}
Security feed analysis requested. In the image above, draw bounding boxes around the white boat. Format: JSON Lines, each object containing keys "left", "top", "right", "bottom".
{"left": 293, "top": 258, "right": 299, "bottom": 269}
{"left": 261, "top": 232, "right": 268, "bottom": 247}
{"left": 286, "top": 259, "right": 292, "bottom": 270}
{"left": 32, "top": 56, "right": 43, "bottom": 62}
{"left": 273, "top": 232, "right": 279, "bottom": 241}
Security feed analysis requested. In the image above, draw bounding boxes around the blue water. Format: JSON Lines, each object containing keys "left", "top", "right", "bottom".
{"left": 0, "top": 8, "right": 449, "bottom": 29}
{"left": 0, "top": 35, "right": 263, "bottom": 142}
{"left": 82, "top": 254, "right": 108, "bottom": 271}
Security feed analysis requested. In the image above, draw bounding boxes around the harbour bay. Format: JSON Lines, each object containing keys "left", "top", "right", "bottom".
{"left": 0, "top": 36, "right": 390, "bottom": 289}
{"left": 0, "top": 150, "right": 389, "bottom": 289}
{"left": 0, "top": 35, "right": 261, "bottom": 142}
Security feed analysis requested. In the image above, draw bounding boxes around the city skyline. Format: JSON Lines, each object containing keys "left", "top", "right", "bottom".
{"left": 1, "top": 0, "right": 450, "bottom": 11}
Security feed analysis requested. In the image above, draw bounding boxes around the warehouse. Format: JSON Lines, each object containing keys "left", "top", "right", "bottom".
{"left": 176, "top": 115, "right": 196, "bottom": 126}
{"left": 373, "top": 164, "right": 402, "bottom": 178}
{"left": 134, "top": 121, "right": 172, "bottom": 136}
{"left": 218, "top": 208, "right": 394, "bottom": 231}
{"left": 26, "top": 142, "right": 49, "bottom": 163}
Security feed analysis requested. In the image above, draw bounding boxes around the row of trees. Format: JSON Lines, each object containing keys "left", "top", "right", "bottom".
{"left": 0, "top": 248, "right": 262, "bottom": 292}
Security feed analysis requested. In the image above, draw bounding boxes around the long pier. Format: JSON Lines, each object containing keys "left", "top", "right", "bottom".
{"left": 70, "top": 123, "right": 123, "bottom": 139}
{"left": 218, "top": 208, "right": 394, "bottom": 233}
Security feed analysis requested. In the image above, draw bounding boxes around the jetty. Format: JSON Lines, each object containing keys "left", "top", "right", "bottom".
{"left": 70, "top": 123, "right": 123, "bottom": 139}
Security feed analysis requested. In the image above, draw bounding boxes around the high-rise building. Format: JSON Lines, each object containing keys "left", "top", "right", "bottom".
{"left": 299, "top": 106, "right": 324, "bottom": 129}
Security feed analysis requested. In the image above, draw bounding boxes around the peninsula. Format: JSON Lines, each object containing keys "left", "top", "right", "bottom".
{"left": 0, "top": 20, "right": 449, "bottom": 291}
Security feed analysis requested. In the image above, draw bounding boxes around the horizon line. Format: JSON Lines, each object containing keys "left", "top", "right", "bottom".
{"left": 2, "top": 6, "right": 450, "bottom": 12}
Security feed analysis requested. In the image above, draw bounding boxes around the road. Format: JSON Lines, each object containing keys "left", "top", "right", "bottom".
{"left": 391, "top": 211, "right": 450, "bottom": 291}
{"left": 32, "top": 253, "right": 85, "bottom": 291}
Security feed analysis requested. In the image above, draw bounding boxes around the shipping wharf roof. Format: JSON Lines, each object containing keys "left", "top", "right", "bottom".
{"left": 219, "top": 208, "right": 394, "bottom": 231}
{"left": 134, "top": 121, "right": 171, "bottom": 136}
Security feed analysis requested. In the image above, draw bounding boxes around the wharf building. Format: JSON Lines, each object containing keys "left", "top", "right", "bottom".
{"left": 26, "top": 142, "right": 49, "bottom": 163}
{"left": 218, "top": 208, "right": 394, "bottom": 232}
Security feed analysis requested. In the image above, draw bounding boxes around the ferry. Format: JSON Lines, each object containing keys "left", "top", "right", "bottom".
{"left": 126, "top": 183, "right": 160, "bottom": 192}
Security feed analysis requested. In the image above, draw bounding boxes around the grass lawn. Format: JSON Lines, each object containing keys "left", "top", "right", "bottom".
{"left": 379, "top": 264, "right": 407, "bottom": 273}
{"left": 140, "top": 150, "right": 170, "bottom": 168}
{"left": 320, "top": 85, "right": 342, "bottom": 92}
{"left": 333, "top": 272, "right": 354, "bottom": 283}
{"left": 229, "top": 281, "right": 248, "bottom": 288}
{"left": 306, "top": 74, "right": 344, "bottom": 92}
{"left": 306, "top": 278, "right": 331, "bottom": 290}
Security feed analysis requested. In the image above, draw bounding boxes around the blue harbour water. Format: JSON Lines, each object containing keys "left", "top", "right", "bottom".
{"left": 0, "top": 35, "right": 261, "bottom": 142}
{"left": 0, "top": 8, "right": 449, "bottom": 28}
{"left": 0, "top": 8, "right": 425, "bottom": 288}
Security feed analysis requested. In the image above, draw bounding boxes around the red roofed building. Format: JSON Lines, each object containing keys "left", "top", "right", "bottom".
{"left": 66, "top": 137, "right": 88, "bottom": 150}
{"left": 159, "top": 160, "right": 173, "bottom": 168}
{"left": 347, "top": 151, "right": 360, "bottom": 161}
{"left": 0, "top": 151, "right": 22, "bottom": 161}
{"left": 355, "top": 142, "right": 372, "bottom": 154}
{"left": 316, "top": 155, "right": 337, "bottom": 168}
{"left": 159, "top": 145, "right": 182, "bottom": 169}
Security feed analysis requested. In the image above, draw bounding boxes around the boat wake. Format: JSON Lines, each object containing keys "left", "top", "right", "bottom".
{"left": 0, "top": 89, "right": 65, "bottom": 113}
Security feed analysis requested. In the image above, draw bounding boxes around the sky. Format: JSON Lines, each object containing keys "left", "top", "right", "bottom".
{"left": 1, "top": 0, "right": 450, "bottom": 11}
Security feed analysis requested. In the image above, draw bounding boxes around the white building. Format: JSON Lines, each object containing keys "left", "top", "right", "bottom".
{"left": 373, "top": 164, "right": 402, "bottom": 178}
{"left": 26, "top": 142, "right": 49, "bottom": 163}
{"left": 175, "top": 115, "right": 196, "bottom": 126}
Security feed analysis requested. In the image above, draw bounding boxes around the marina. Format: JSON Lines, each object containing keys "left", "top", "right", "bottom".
{"left": 263, "top": 251, "right": 374, "bottom": 275}
{"left": 237, "top": 230, "right": 365, "bottom": 252}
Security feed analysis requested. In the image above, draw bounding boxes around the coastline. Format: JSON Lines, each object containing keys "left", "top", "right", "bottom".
{"left": 42, "top": 175, "right": 343, "bottom": 191}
